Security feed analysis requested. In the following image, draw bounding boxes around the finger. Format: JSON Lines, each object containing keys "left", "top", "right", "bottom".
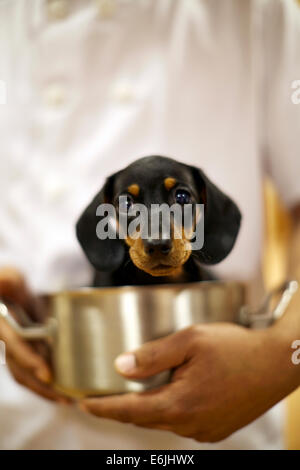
{"left": 80, "top": 386, "right": 172, "bottom": 424}
{"left": 2, "top": 321, "right": 51, "bottom": 383}
{"left": 0, "top": 268, "right": 32, "bottom": 311}
{"left": 7, "top": 358, "right": 71, "bottom": 404}
{"left": 0, "top": 267, "right": 44, "bottom": 322}
{"left": 114, "top": 327, "right": 195, "bottom": 379}
{"left": 134, "top": 422, "right": 173, "bottom": 431}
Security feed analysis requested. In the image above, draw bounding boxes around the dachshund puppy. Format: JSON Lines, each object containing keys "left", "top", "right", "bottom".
{"left": 76, "top": 156, "right": 241, "bottom": 287}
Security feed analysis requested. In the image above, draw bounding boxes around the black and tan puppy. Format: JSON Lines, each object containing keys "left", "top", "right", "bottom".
{"left": 76, "top": 156, "right": 241, "bottom": 287}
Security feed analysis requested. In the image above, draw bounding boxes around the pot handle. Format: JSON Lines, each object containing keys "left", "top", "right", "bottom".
{"left": 0, "top": 300, "right": 52, "bottom": 340}
{"left": 239, "top": 280, "right": 299, "bottom": 328}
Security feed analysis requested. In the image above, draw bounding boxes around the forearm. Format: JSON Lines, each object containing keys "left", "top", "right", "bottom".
{"left": 269, "top": 211, "right": 300, "bottom": 390}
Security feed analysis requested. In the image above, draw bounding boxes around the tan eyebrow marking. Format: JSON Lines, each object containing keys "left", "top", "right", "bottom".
{"left": 164, "top": 177, "right": 177, "bottom": 191}
{"left": 127, "top": 184, "right": 140, "bottom": 196}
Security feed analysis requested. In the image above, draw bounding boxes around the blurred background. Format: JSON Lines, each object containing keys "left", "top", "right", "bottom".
{"left": 263, "top": 180, "right": 300, "bottom": 449}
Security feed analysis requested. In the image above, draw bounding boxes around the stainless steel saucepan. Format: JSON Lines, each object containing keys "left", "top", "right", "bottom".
{"left": 0, "top": 280, "right": 297, "bottom": 398}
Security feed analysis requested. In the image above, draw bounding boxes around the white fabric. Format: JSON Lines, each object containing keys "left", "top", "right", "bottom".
{"left": 0, "top": 0, "right": 299, "bottom": 450}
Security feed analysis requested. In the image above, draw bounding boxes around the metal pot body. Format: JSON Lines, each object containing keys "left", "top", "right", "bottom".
{"left": 47, "top": 281, "right": 245, "bottom": 397}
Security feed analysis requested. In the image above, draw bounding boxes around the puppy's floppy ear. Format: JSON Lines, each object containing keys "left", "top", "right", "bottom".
{"left": 76, "top": 175, "right": 125, "bottom": 272}
{"left": 191, "top": 167, "right": 242, "bottom": 265}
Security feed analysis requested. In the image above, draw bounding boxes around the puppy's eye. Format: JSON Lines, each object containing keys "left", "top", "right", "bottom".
{"left": 175, "top": 189, "right": 191, "bottom": 205}
{"left": 118, "top": 195, "right": 133, "bottom": 213}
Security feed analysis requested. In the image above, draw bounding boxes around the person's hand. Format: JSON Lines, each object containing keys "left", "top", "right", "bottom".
{"left": 79, "top": 321, "right": 300, "bottom": 442}
{"left": 0, "top": 267, "right": 70, "bottom": 403}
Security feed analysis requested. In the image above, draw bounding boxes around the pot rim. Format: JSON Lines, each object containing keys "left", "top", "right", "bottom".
{"left": 41, "top": 279, "right": 247, "bottom": 299}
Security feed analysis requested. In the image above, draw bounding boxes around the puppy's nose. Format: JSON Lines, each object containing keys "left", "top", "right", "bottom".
{"left": 143, "top": 239, "right": 172, "bottom": 255}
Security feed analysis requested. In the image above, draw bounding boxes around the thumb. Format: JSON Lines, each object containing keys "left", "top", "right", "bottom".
{"left": 114, "top": 328, "right": 195, "bottom": 379}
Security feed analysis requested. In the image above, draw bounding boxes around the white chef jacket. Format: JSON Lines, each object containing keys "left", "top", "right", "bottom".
{"left": 0, "top": 0, "right": 300, "bottom": 450}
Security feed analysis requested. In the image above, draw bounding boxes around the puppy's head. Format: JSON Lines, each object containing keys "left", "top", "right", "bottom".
{"left": 76, "top": 156, "right": 241, "bottom": 276}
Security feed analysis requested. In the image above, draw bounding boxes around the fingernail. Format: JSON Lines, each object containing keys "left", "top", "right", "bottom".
{"left": 114, "top": 353, "right": 136, "bottom": 374}
{"left": 36, "top": 369, "right": 51, "bottom": 384}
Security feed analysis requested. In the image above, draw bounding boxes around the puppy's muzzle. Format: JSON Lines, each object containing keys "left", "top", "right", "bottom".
{"left": 143, "top": 238, "right": 172, "bottom": 256}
